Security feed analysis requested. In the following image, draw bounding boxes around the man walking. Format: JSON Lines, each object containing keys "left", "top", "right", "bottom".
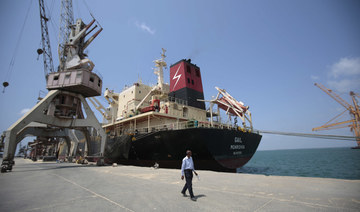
{"left": 181, "top": 150, "right": 198, "bottom": 201}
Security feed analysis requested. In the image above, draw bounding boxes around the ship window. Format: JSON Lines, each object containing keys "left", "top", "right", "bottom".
{"left": 54, "top": 74, "right": 59, "bottom": 81}
{"left": 139, "top": 90, "right": 141, "bottom": 94}
{"left": 187, "top": 66, "right": 191, "bottom": 74}
{"left": 90, "top": 76, "right": 94, "bottom": 82}
{"left": 98, "top": 79, "right": 101, "bottom": 87}
{"left": 187, "top": 78, "right": 190, "bottom": 83}
{"left": 191, "top": 80, "right": 194, "bottom": 85}
{"left": 195, "top": 69, "right": 200, "bottom": 77}
{"left": 183, "top": 107, "right": 188, "bottom": 118}
{"left": 76, "top": 72, "right": 82, "bottom": 78}
{"left": 65, "top": 73, "right": 71, "bottom": 79}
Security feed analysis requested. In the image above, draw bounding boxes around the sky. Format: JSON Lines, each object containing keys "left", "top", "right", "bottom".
{"left": 0, "top": 0, "right": 359, "bottom": 151}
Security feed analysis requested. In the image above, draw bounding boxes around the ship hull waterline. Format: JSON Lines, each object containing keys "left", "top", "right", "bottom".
{"left": 103, "top": 128, "right": 262, "bottom": 172}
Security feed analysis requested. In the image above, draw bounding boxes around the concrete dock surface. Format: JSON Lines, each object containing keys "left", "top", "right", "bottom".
{"left": 0, "top": 158, "right": 359, "bottom": 212}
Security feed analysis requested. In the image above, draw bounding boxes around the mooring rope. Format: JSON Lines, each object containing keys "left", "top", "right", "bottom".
{"left": 258, "top": 130, "right": 358, "bottom": 141}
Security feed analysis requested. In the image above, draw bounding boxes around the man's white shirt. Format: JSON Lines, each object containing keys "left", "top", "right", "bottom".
{"left": 181, "top": 156, "right": 195, "bottom": 176}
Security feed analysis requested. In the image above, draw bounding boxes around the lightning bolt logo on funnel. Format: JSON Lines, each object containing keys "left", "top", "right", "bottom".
{"left": 172, "top": 64, "right": 182, "bottom": 90}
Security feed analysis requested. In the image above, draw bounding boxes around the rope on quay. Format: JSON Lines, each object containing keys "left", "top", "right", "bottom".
{"left": 257, "top": 130, "right": 359, "bottom": 141}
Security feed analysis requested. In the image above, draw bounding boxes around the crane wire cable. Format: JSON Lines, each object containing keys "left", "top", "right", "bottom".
{"left": 45, "top": 0, "right": 60, "bottom": 45}
{"left": 75, "top": 0, "right": 82, "bottom": 19}
{"left": 82, "top": 0, "right": 94, "bottom": 17}
{"left": 258, "top": 130, "right": 358, "bottom": 141}
{"left": 82, "top": 0, "right": 102, "bottom": 28}
{"left": 322, "top": 109, "right": 348, "bottom": 126}
{"left": 3, "top": 0, "right": 33, "bottom": 82}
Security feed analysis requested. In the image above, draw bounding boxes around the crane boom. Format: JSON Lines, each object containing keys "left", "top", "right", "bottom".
{"left": 38, "top": 0, "right": 55, "bottom": 77}
{"left": 314, "top": 83, "right": 353, "bottom": 110}
{"left": 312, "top": 120, "right": 354, "bottom": 131}
{"left": 58, "top": 0, "right": 74, "bottom": 72}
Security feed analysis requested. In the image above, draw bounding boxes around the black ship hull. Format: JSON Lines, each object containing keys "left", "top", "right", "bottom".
{"left": 105, "top": 128, "right": 262, "bottom": 172}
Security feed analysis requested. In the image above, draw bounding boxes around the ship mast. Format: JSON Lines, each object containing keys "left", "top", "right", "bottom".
{"left": 153, "top": 48, "right": 167, "bottom": 91}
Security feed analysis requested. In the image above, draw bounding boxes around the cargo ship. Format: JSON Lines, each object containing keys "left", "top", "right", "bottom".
{"left": 93, "top": 49, "right": 262, "bottom": 172}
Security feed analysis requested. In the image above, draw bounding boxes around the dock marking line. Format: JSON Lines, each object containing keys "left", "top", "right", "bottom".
{"left": 253, "top": 198, "right": 274, "bottom": 212}
{"left": 51, "top": 173, "right": 135, "bottom": 212}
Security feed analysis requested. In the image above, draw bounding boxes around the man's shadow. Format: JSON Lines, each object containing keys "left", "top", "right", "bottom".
{"left": 194, "top": 194, "right": 206, "bottom": 199}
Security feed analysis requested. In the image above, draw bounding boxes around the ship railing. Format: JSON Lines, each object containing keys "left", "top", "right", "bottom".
{"left": 92, "top": 69, "right": 103, "bottom": 80}
{"left": 132, "top": 120, "right": 256, "bottom": 135}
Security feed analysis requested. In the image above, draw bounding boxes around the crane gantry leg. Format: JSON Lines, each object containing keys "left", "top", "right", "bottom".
{"left": 1, "top": 90, "right": 107, "bottom": 173}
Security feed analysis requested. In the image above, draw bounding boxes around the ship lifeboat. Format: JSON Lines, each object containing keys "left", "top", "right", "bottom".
{"left": 140, "top": 99, "right": 160, "bottom": 113}
{"left": 217, "top": 97, "right": 248, "bottom": 116}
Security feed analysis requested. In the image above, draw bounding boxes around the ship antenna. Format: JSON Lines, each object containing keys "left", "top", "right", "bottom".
{"left": 161, "top": 48, "right": 166, "bottom": 60}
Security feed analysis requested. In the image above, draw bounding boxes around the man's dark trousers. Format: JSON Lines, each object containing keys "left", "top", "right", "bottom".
{"left": 182, "top": 169, "right": 194, "bottom": 198}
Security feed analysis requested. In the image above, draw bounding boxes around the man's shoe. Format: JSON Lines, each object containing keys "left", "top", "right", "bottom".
{"left": 181, "top": 192, "right": 187, "bottom": 197}
{"left": 190, "top": 197, "right": 196, "bottom": 201}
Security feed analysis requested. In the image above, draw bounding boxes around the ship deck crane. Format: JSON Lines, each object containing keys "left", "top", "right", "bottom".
{"left": 312, "top": 83, "right": 360, "bottom": 148}
{"left": 202, "top": 87, "right": 253, "bottom": 130}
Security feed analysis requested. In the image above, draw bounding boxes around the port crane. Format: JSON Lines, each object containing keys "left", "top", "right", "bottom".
{"left": 1, "top": 0, "right": 106, "bottom": 172}
{"left": 312, "top": 83, "right": 360, "bottom": 148}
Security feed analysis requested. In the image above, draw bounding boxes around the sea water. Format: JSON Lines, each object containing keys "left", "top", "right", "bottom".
{"left": 238, "top": 147, "right": 360, "bottom": 180}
